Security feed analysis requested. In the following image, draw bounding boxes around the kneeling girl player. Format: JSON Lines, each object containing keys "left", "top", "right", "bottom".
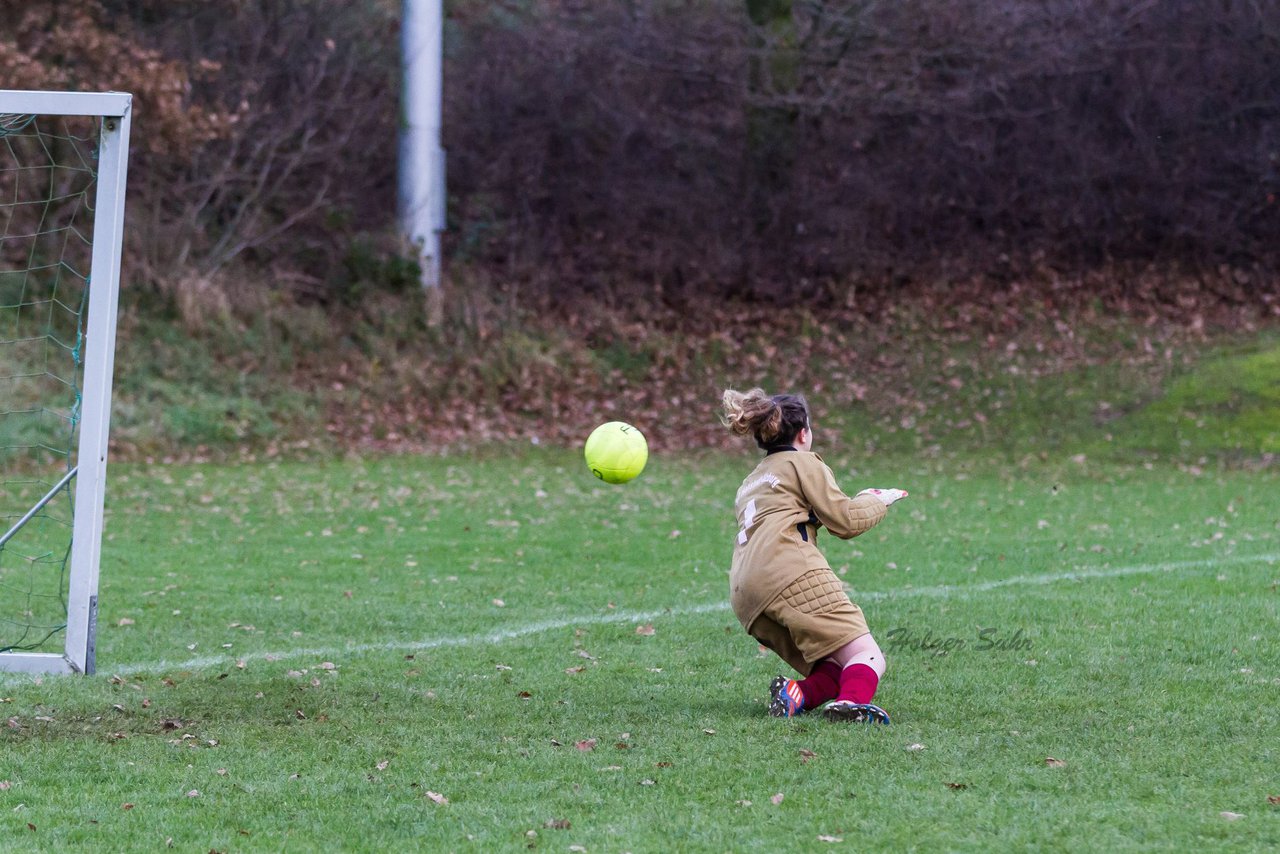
{"left": 722, "top": 388, "right": 907, "bottom": 723}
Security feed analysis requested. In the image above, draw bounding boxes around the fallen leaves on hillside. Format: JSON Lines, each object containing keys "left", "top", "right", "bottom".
{"left": 110, "top": 264, "right": 1280, "bottom": 461}
{"left": 416, "top": 272, "right": 1258, "bottom": 450}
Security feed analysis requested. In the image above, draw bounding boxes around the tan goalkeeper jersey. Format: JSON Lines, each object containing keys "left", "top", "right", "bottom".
{"left": 729, "top": 449, "right": 887, "bottom": 630}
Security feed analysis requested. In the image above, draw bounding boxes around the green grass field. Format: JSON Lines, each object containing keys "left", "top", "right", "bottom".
{"left": 2, "top": 449, "right": 1278, "bottom": 851}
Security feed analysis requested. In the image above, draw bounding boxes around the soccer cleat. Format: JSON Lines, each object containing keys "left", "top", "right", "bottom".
{"left": 768, "top": 676, "right": 806, "bottom": 717}
{"left": 822, "top": 701, "right": 891, "bottom": 725}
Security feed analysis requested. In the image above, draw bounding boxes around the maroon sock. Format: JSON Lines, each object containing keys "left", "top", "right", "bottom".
{"left": 795, "top": 659, "right": 842, "bottom": 708}
{"left": 836, "top": 663, "right": 880, "bottom": 705}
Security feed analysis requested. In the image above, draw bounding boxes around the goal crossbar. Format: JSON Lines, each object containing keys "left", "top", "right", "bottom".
{"left": 0, "top": 90, "right": 131, "bottom": 118}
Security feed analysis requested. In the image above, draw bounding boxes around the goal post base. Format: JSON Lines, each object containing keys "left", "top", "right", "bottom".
{"left": 0, "top": 653, "right": 81, "bottom": 676}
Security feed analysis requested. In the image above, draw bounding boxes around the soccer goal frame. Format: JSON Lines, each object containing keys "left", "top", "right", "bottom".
{"left": 0, "top": 90, "right": 131, "bottom": 675}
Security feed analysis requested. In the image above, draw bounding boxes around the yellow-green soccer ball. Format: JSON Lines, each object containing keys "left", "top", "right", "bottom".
{"left": 584, "top": 421, "right": 648, "bottom": 484}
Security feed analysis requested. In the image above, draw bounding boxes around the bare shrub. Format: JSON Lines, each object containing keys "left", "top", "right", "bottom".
{"left": 445, "top": 0, "right": 1280, "bottom": 299}
{"left": 3, "top": 0, "right": 402, "bottom": 302}
{"left": 443, "top": 0, "right": 750, "bottom": 298}
{"left": 6, "top": 0, "right": 1279, "bottom": 307}
{"left": 107, "top": 0, "right": 402, "bottom": 296}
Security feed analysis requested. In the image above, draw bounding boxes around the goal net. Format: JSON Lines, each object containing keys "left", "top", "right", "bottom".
{"left": 0, "top": 91, "right": 131, "bottom": 675}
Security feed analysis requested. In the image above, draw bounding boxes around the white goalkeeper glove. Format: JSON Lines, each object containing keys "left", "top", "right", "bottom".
{"left": 857, "top": 487, "right": 909, "bottom": 506}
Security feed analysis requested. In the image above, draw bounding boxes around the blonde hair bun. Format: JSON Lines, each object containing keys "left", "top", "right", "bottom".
{"left": 721, "top": 387, "right": 783, "bottom": 444}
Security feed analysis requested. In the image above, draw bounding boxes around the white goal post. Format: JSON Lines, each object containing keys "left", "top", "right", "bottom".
{"left": 0, "top": 90, "right": 131, "bottom": 675}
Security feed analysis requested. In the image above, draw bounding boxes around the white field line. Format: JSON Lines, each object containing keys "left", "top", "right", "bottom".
{"left": 14, "top": 550, "right": 1280, "bottom": 680}
{"left": 858, "top": 550, "right": 1280, "bottom": 602}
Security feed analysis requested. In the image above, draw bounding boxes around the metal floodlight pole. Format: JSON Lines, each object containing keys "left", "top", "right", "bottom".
{"left": 399, "top": 0, "right": 446, "bottom": 292}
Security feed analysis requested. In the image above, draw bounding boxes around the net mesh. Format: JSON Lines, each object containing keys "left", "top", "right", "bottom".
{"left": 0, "top": 112, "right": 99, "bottom": 653}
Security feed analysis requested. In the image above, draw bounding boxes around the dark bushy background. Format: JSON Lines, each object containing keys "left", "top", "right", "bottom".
{"left": 445, "top": 0, "right": 1280, "bottom": 300}
{"left": 11, "top": 0, "right": 1280, "bottom": 302}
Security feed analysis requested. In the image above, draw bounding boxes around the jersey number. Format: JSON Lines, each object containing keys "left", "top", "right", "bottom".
{"left": 736, "top": 499, "right": 757, "bottom": 545}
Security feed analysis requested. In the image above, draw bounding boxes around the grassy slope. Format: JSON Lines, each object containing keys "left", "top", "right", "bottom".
{"left": 104, "top": 283, "right": 1280, "bottom": 464}
{"left": 2, "top": 451, "right": 1278, "bottom": 851}
{"left": 1116, "top": 339, "right": 1280, "bottom": 457}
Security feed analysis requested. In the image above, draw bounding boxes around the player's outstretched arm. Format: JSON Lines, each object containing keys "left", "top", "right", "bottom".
{"left": 856, "top": 487, "right": 909, "bottom": 506}
{"left": 800, "top": 460, "right": 891, "bottom": 538}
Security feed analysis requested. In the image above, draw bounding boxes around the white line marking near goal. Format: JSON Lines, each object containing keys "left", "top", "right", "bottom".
{"left": 9, "top": 550, "right": 1278, "bottom": 680}
{"left": 101, "top": 600, "right": 734, "bottom": 677}
{"left": 115, "top": 550, "right": 1280, "bottom": 675}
